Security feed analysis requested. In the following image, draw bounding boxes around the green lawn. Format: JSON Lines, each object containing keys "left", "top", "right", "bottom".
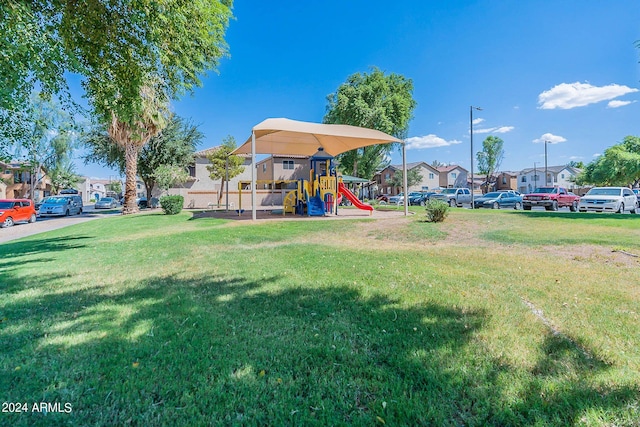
{"left": 1, "top": 209, "right": 639, "bottom": 426}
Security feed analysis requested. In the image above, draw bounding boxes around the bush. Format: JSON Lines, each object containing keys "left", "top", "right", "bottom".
{"left": 159, "top": 195, "right": 184, "bottom": 215}
{"left": 425, "top": 199, "right": 449, "bottom": 222}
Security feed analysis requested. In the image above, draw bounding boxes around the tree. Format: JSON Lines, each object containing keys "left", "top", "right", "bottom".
{"left": 49, "top": 162, "right": 80, "bottom": 194}
{"left": 10, "top": 93, "right": 78, "bottom": 199}
{"left": 476, "top": 136, "right": 504, "bottom": 193}
{"left": 82, "top": 115, "right": 203, "bottom": 200}
{"left": 388, "top": 168, "right": 423, "bottom": 190}
{"left": 138, "top": 117, "right": 202, "bottom": 201}
{"left": 152, "top": 165, "right": 190, "bottom": 196}
{"left": 2, "top": 1, "right": 234, "bottom": 214}
{"left": 207, "top": 136, "right": 245, "bottom": 205}
{"left": 575, "top": 136, "right": 640, "bottom": 187}
{"left": 324, "top": 67, "right": 417, "bottom": 179}
{"left": 567, "top": 160, "right": 585, "bottom": 169}
{"left": 431, "top": 160, "right": 446, "bottom": 168}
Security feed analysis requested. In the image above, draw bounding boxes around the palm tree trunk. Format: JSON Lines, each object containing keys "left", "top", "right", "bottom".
{"left": 122, "top": 141, "right": 141, "bottom": 214}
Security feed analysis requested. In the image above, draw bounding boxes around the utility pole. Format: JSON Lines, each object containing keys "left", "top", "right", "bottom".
{"left": 544, "top": 140, "right": 549, "bottom": 186}
{"left": 470, "top": 106, "right": 482, "bottom": 208}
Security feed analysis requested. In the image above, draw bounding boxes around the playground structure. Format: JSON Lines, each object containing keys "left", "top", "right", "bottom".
{"left": 236, "top": 148, "right": 373, "bottom": 216}
{"left": 283, "top": 148, "right": 373, "bottom": 216}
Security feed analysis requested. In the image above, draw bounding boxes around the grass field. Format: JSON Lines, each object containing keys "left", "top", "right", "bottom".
{"left": 1, "top": 208, "right": 639, "bottom": 426}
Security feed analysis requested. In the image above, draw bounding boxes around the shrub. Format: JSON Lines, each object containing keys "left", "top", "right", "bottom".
{"left": 425, "top": 199, "right": 449, "bottom": 222}
{"left": 159, "top": 195, "right": 184, "bottom": 215}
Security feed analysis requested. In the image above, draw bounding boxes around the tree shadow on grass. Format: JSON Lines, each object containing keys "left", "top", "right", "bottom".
{"left": 1, "top": 272, "right": 638, "bottom": 426}
{"left": 0, "top": 235, "right": 92, "bottom": 258}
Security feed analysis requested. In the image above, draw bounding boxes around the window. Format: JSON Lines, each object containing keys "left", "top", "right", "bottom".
{"left": 283, "top": 160, "right": 294, "bottom": 170}
{"left": 262, "top": 163, "right": 267, "bottom": 173}
{"left": 502, "top": 176, "right": 507, "bottom": 184}
{"left": 561, "top": 173, "right": 565, "bottom": 179}
{"left": 521, "top": 176, "right": 527, "bottom": 183}
{"left": 14, "top": 171, "right": 23, "bottom": 183}
{"left": 451, "top": 173, "right": 457, "bottom": 179}
{"left": 384, "top": 173, "right": 390, "bottom": 180}
{"left": 428, "top": 173, "right": 434, "bottom": 179}
{"left": 188, "top": 165, "right": 196, "bottom": 177}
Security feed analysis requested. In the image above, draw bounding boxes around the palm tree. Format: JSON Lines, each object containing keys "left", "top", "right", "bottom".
{"left": 107, "top": 83, "right": 168, "bottom": 214}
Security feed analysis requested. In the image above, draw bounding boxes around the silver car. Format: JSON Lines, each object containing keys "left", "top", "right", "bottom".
{"left": 39, "top": 196, "right": 83, "bottom": 217}
{"left": 578, "top": 187, "right": 638, "bottom": 213}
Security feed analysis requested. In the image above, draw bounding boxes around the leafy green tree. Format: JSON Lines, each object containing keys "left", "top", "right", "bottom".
{"left": 106, "top": 181, "right": 122, "bottom": 195}
{"left": 476, "top": 136, "right": 504, "bottom": 193}
{"left": 324, "top": 67, "right": 416, "bottom": 179}
{"left": 388, "top": 168, "right": 423, "bottom": 190}
{"left": 575, "top": 136, "right": 640, "bottom": 187}
{"left": 207, "top": 136, "right": 245, "bottom": 205}
{"left": 567, "top": 160, "right": 585, "bottom": 169}
{"left": 2, "top": 1, "right": 234, "bottom": 214}
{"left": 49, "top": 162, "right": 80, "bottom": 194}
{"left": 10, "top": 93, "right": 78, "bottom": 199}
{"left": 152, "top": 165, "right": 190, "bottom": 196}
{"left": 431, "top": 160, "right": 446, "bottom": 168}
{"left": 83, "top": 115, "right": 203, "bottom": 200}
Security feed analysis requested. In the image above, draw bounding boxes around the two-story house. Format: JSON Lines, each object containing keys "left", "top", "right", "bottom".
{"left": 436, "top": 165, "right": 468, "bottom": 188}
{"left": 0, "top": 161, "right": 51, "bottom": 200}
{"left": 495, "top": 171, "right": 519, "bottom": 192}
{"left": 517, "top": 165, "right": 582, "bottom": 194}
{"left": 374, "top": 162, "right": 440, "bottom": 196}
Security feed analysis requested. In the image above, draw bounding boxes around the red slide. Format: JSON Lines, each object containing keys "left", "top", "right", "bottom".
{"left": 338, "top": 182, "right": 373, "bottom": 212}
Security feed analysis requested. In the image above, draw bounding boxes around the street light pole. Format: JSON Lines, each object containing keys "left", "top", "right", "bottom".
{"left": 470, "top": 106, "right": 482, "bottom": 208}
{"left": 533, "top": 162, "right": 539, "bottom": 188}
{"left": 544, "top": 140, "right": 549, "bottom": 186}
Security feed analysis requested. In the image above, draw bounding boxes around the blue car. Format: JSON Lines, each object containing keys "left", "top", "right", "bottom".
{"left": 473, "top": 191, "right": 523, "bottom": 209}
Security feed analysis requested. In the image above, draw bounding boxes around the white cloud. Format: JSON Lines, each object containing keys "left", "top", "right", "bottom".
{"left": 533, "top": 133, "right": 567, "bottom": 144}
{"left": 405, "top": 134, "right": 462, "bottom": 149}
{"left": 592, "top": 153, "right": 601, "bottom": 158}
{"left": 475, "top": 126, "right": 514, "bottom": 134}
{"left": 607, "top": 99, "right": 635, "bottom": 108}
{"left": 568, "top": 155, "right": 583, "bottom": 160}
{"left": 472, "top": 118, "right": 484, "bottom": 125}
{"left": 538, "top": 82, "right": 638, "bottom": 109}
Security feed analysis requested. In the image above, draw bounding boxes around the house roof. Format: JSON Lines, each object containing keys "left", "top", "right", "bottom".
{"left": 195, "top": 146, "right": 251, "bottom": 158}
{"left": 388, "top": 161, "right": 439, "bottom": 172}
{"left": 520, "top": 165, "right": 582, "bottom": 174}
{"left": 436, "top": 165, "right": 468, "bottom": 173}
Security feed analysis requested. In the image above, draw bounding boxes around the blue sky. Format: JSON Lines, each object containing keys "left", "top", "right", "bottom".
{"left": 76, "top": 0, "right": 640, "bottom": 178}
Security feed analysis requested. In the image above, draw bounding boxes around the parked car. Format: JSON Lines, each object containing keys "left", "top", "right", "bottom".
{"left": 473, "top": 191, "right": 523, "bottom": 209}
{"left": 633, "top": 189, "right": 640, "bottom": 203}
{"left": 430, "top": 188, "right": 472, "bottom": 207}
{"left": 95, "top": 197, "right": 118, "bottom": 209}
{"left": 522, "top": 187, "right": 579, "bottom": 211}
{"left": 0, "top": 199, "right": 37, "bottom": 228}
{"left": 388, "top": 193, "right": 404, "bottom": 204}
{"left": 496, "top": 189, "right": 521, "bottom": 196}
{"left": 578, "top": 187, "right": 638, "bottom": 213}
{"left": 39, "top": 195, "right": 83, "bottom": 217}
{"left": 409, "top": 192, "right": 437, "bottom": 206}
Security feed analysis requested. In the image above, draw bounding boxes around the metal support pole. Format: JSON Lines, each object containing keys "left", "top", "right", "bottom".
{"left": 402, "top": 141, "right": 408, "bottom": 216}
{"left": 251, "top": 131, "right": 257, "bottom": 220}
{"left": 470, "top": 106, "right": 482, "bottom": 208}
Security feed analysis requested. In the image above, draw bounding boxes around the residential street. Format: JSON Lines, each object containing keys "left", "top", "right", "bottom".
{"left": 0, "top": 206, "right": 120, "bottom": 244}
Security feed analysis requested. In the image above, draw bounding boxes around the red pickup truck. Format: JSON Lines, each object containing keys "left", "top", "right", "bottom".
{"left": 522, "top": 187, "right": 580, "bottom": 211}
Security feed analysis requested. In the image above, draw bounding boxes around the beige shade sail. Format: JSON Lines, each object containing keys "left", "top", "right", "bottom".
{"left": 232, "top": 118, "right": 402, "bottom": 156}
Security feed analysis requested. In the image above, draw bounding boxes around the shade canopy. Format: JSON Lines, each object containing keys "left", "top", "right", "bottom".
{"left": 232, "top": 118, "right": 402, "bottom": 157}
